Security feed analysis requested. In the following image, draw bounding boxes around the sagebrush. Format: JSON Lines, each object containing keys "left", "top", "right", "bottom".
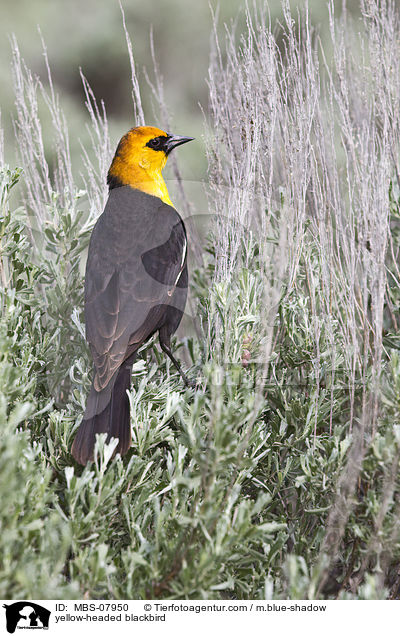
{"left": 1, "top": 0, "right": 400, "bottom": 599}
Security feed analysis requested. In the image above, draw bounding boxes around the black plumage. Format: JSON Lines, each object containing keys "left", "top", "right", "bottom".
{"left": 71, "top": 185, "right": 188, "bottom": 465}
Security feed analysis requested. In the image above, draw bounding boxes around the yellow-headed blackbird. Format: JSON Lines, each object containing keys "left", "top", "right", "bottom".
{"left": 71, "top": 126, "right": 194, "bottom": 465}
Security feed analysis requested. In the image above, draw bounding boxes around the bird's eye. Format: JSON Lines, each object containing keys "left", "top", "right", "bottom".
{"left": 149, "top": 137, "right": 161, "bottom": 149}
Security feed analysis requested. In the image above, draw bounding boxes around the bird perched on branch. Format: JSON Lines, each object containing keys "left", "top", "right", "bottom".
{"left": 71, "top": 126, "right": 194, "bottom": 465}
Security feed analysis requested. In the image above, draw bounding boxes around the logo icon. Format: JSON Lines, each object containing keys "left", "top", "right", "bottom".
{"left": 3, "top": 602, "right": 50, "bottom": 634}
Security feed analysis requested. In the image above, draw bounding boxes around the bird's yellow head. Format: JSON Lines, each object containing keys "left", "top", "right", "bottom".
{"left": 107, "top": 126, "right": 194, "bottom": 207}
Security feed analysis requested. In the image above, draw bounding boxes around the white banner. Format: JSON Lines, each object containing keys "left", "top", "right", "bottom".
{"left": 0, "top": 599, "right": 398, "bottom": 635}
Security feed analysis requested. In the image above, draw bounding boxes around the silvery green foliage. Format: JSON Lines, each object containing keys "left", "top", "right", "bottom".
{"left": 1, "top": 0, "right": 400, "bottom": 600}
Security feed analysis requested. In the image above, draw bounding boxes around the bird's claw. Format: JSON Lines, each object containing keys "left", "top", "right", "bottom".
{"left": 184, "top": 376, "right": 198, "bottom": 389}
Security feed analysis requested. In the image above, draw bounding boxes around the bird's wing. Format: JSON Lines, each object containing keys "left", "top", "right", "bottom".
{"left": 85, "top": 186, "right": 187, "bottom": 390}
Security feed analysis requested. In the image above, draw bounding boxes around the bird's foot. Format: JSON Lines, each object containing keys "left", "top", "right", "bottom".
{"left": 184, "top": 376, "right": 198, "bottom": 389}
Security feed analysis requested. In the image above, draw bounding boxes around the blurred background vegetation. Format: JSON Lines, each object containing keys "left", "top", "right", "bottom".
{"left": 1, "top": 0, "right": 361, "bottom": 184}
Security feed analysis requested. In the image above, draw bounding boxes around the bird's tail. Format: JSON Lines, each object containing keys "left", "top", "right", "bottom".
{"left": 71, "top": 362, "right": 133, "bottom": 465}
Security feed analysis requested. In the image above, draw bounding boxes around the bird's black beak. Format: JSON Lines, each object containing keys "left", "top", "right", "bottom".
{"left": 165, "top": 134, "right": 194, "bottom": 155}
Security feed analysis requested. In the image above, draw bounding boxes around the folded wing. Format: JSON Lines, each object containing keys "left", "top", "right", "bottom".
{"left": 85, "top": 186, "right": 187, "bottom": 391}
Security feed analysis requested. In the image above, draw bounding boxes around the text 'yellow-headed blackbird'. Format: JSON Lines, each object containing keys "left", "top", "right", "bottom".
{"left": 71, "top": 126, "right": 194, "bottom": 465}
